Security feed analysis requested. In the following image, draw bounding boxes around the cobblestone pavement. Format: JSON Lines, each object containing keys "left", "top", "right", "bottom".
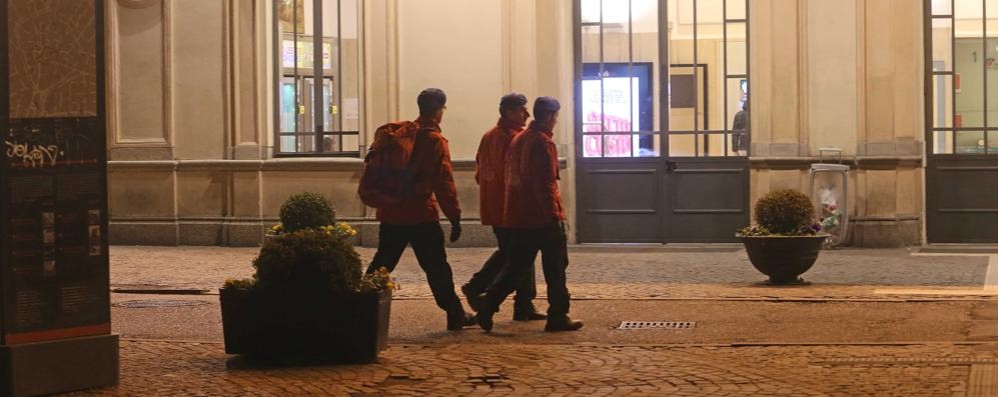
{"left": 110, "top": 246, "right": 990, "bottom": 300}
{"left": 86, "top": 246, "right": 998, "bottom": 396}
{"left": 70, "top": 339, "right": 993, "bottom": 396}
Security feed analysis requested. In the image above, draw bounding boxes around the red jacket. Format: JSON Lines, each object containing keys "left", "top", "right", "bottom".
{"left": 503, "top": 122, "right": 565, "bottom": 228}
{"left": 376, "top": 117, "right": 461, "bottom": 225}
{"left": 475, "top": 119, "right": 523, "bottom": 227}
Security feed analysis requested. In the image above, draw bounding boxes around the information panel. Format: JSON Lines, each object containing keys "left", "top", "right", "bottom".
{"left": 1, "top": 0, "right": 110, "bottom": 345}
{"left": 1, "top": 117, "right": 110, "bottom": 344}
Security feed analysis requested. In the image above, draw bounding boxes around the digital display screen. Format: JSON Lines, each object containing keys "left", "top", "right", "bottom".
{"left": 282, "top": 39, "right": 333, "bottom": 71}
{"left": 581, "top": 63, "right": 654, "bottom": 158}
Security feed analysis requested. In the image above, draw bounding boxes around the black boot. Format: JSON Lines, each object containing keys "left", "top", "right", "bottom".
{"left": 513, "top": 303, "right": 547, "bottom": 322}
{"left": 447, "top": 310, "right": 476, "bottom": 331}
{"left": 544, "top": 316, "right": 583, "bottom": 332}
{"left": 474, "top": 293, "right": 495, "bottom": 332}
{"left": 461, "top": 283, "right": 484, "bottom": 313}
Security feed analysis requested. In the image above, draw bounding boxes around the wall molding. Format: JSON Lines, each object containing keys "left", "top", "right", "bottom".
{"left": 223, "top": 0, "right": 235, "bottom": 159}
{"left": 500, "top": 0, "right": 513, "bottom": 93}
{"left": 117, "top": 0, "right": 158, "bottom": 10}
{"left": 108, "top": 157, "right": 570, "bottom": 172}
{"left": 750, "top": 155, "right": 923, "bottom": 170}
{"left": 387, "top": 0, "right": 400, "bottom": 122}
{"left": 106, "top": 0, "right": 174, "bottom": 160}
{"left": 797, "top": 0, "right": 810, "bottom": 154}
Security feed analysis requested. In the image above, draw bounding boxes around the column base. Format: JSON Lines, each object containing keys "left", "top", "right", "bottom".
{"left": 0, "top": 334, "right": 119, "bottom": 397}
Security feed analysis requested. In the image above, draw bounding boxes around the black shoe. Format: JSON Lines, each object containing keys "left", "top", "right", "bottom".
{"left": 513, "top": 306, "right": 547, "bottom": 322}
{"left": 461, "top": 284, "right": 483, "bottom": 312}
{"left": 477, "top": 311, "right": 494, "bottom": 333}
{"left": 447, "top": 312, "right": 476, "bottom": 331}
{"left": 544, "top": 316, "right": 583, "bottom": 332}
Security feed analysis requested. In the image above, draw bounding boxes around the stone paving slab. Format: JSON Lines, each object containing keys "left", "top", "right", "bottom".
{"left": 109, "top": 297, "right": 987, "bottom": 345}
{"left": 67, "top": 339, "right": 989, "bottom": 396}
{"left": 110, "top": 246, "right": 990, "bottom": 300}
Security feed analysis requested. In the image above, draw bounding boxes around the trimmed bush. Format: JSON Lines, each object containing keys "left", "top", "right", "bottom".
{"left": 253, "top": 228, "right": 362, "bottom": 293}
{"left": 754, "top": 189, "right": 815, "bottom": 235}
{"left": 279, "top": 192, "right": 336, "bottom": 233}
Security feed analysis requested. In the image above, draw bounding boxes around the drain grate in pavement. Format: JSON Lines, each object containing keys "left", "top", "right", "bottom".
{"left": 813, "top": 357, "right": 998, "bottom": 366}
{"left": 114, "top": 300, "right": 211, "bottom": 309}
{"left": 618, "top": 321, "right": 696, "bottom": 330}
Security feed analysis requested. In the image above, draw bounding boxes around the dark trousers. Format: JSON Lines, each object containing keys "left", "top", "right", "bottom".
{"left": 367, "top": 222, "right": 463, "bottom": 314}
{"left": 484, "top": 222, "right": 570, "bottom": 317}
{"left": 464, "top": 227, "right": 537, "bottom": 310}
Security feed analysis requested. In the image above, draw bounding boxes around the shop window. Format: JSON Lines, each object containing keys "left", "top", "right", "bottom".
{"left": 578, "top": 0, "right": 749, "bottom": 159}
{"left": 928, "top": 0, "right": 998, "bottom": 155}
{"left": 275, "top": 0, "right": 362, "bottom": 157}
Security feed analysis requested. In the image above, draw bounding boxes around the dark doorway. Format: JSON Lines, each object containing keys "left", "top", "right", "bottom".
{"left": 924, "top": 0, "right": 998, "bottom": 243}
{"left": 574, "top": 0, "right": 751, "bottom": 243}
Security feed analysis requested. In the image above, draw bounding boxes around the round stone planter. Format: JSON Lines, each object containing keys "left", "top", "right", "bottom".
{"left": 739, "top": 235, "right": 828, "bottom": 285}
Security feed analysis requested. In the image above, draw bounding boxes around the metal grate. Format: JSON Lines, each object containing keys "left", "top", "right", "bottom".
{"left": 618, "top": 321, "right": 696, "bottom": 330}
{"left": 114, "top": 300, "right": 211, "bottom": 309}
{"left": 814, "top": 358, "right": 998, "bottom": 366}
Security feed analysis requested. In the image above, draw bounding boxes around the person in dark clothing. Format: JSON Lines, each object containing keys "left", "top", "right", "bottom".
{"left": 476, "top": 96, "right": 583, "bottom": 333}
{"left": 366, "top": 88, "right": 476, "bottom": 331}
{"left": 732, "top": 103, "right": 749, "bottom": 156}
{"left": 461, "top": 93, "right": 546, "bottom": 322}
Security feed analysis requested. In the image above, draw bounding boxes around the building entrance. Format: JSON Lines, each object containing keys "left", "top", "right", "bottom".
{"left": 925, "top": 0, "right": 998, "bottom": 243}
{"left": 574, "top": 0, "right": 751, "bottom": 243}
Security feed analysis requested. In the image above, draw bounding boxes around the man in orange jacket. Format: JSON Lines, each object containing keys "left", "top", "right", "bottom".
{"left": 366, "top": 88, "right": 475, "bottom": 331}
{"left": 461, "top": 93, "right": 545, "bottom": 322}
{"left": 476, "top": 96, "right": 583, "bottom": 332}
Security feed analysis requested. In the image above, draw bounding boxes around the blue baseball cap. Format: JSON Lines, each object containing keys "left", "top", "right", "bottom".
{"left": 533, "top": 96, "right": 561, "bottom": 119}
{"left": 499, "top": 93, "right": 528, "bottom": 110}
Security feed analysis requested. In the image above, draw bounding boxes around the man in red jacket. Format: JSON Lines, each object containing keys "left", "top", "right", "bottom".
{"left": 366, "top": 88, "right": 475, "bottom": 331}
{"left": 461, "top": 93, "right": 545, "bottom": 322}
{"left": 476, "top": 96, "right": 583, "bottom": 332}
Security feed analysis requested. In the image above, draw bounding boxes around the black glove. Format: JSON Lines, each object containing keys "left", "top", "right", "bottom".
{"left": 449, "top": 220, "right": 462, "bottom": 243}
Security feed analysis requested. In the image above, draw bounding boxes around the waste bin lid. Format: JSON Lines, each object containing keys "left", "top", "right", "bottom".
{"left": 810, "top": 163, "right": 850, "bottom": 172}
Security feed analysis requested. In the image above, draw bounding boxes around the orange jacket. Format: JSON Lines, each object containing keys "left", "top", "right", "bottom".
{"left": 376, "top": 117, "right": 461, "bottom": 225}
{"left": 475, "top": 119, "right": 523, "bottom": 227}
{"left": 503, "top": 122, "right": 565, "bottom": 228}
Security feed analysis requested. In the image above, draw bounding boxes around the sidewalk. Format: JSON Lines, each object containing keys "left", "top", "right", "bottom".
{"left": 68, "top": 339, "right": 985, "bottom": 396}
{"left": 71, "top": 246, "right": 998, "bottom": 396}
{"left": 110, "top": 246, "right": 992, "bottom": 300}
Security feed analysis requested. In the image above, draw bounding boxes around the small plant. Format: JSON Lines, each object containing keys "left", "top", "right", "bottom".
{"left": 361, "top": 267, "right": 398, "bottom": 293}
{"left": 279, "top": 192, "right": 336, "bottom": 233}
{"left": 223, "top": 278, "right": 257, "bottom": 290}
{"left": 737, "top": 225, "right": 771, "bottom": 237}
{"left": 739, "top": 189, "right": 821, "bottom": 237}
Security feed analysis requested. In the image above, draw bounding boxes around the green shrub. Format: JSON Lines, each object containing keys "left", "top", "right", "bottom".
{"left": 253, "top": 228, "right": 362, "bottom": 293}
{"left": 754, "top": 189, "right": 815, "bottom": 235}
{"left": 223, "top": 278, "right": 257, "bottom": 290}
{"left": 222, "top": 194, "right": 392, "bottom": 294}
{"left": 279, "top": 192, "right": 336, "bottom": 233}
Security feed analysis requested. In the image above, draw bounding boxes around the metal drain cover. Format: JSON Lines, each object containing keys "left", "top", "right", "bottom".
{"left": 114, "top": 300, "right": 211, "bottom": 309}
{"left": 618, "top": 321, "right": 696, "bottom": 330}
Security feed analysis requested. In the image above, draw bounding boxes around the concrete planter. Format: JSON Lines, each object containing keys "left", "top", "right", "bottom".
{"left": 220, "top": 287, "right": 391, "bottom": 364}
{"left": 739, "top": 235, "right": 827, "bottom": 285}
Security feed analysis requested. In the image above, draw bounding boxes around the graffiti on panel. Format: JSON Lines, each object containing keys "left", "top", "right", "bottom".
{"left": 5, "top": 118, "right": 100, "bottom": 169}
{"left": 4, "top": 141, "right": 62, "bottom": 168}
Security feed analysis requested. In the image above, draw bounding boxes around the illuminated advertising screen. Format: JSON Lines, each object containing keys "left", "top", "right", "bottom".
{"left": 282, "top": 38, "right": 333, "bottom": 71}
{"left": 581, "top": 63, "right": 654, "bottom": 157}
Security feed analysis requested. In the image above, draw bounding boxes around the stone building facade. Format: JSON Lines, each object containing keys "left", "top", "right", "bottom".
{"left": 105, "top": 0, "right": 977, "bottom": 248}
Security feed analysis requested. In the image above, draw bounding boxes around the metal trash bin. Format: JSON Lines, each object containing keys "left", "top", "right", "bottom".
{"left": 809, "top": 148, "right": 850, "bottom": 247}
